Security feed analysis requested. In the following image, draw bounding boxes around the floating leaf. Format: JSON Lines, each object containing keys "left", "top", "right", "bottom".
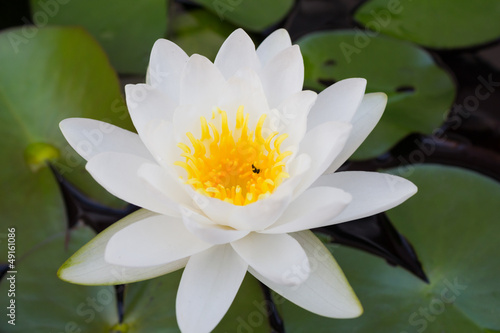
{"left": 355, "top": 0, "right": 500, "bottom": 49}
{"left": 0, "top": 26, "right": 132, "bottom": 260}
{"left": 30, "top": 0, "right": 167, "bottom": 74}
{"left": 170, "top": 9, "right": 235, "bottom": 61}
{"left": 281, "top": 165, "right": 500, "bottom": 332}
{"left": 192, "top": 0, "right": 293, "bottom": 32}
{"left": 122, "top": 272, "right": 272, "bottom": 332}
{"left": 0, "top": 227, "right": 118, "bottom": 332}
{"left": 298, "top": 31, "right": 455, "bottom": 159}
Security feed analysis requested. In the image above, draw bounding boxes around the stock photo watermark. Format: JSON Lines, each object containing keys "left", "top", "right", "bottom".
{"left": 400, "top": 277, "right": 468, "bottom": 333}
{"left": 235, "top": 296, "right": 285, "bottom": 333}
{"left": 211, "top": 0, "right": 244, "bottom": 21}
{"left": 340, "top": 0, "right": 410, "bottom": 63}
{"left": 5, "top": 227, "right": 17, "bottom": 326}
{"left": 56, "top": 287, "right": 114, "bottom": 333}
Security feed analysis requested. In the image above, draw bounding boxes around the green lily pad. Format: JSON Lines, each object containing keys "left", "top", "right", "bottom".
{"left": 0, "top": 227, "right": 118, "bottom": 332}
{"left": 123, "top": 271, "right": 271, "bottom": 332}
{"left": 355, "top": 0, "right": 500, "bottom": 49}
{"left": 0, "top": 26, "right": 133, "bottom": 260}
{"left": 192, "top": 0, "right": 293, "bottom": 32}
{"left": 280, "top": 164, "right": 500, "bottom": 332}
{"left": 298, "top": 31, "right": 455, "bottom": 159}
{"left": 29, "top": 0, "right": 167, "bottom": 74}
{"left": 170, "top": 9, "right": 235, "bottom": 61}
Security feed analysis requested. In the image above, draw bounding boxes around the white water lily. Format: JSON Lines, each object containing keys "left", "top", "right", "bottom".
{"left": 58, "top": 29, "right": 417, "bottom": 332}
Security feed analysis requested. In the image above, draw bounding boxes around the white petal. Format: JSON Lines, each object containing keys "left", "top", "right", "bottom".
{"left": 188, "top": 191, "right": 234, "bottom": 227}
{"left": 59, "top": 118, "right": 152, "bottom": 161}
{"left": 232, "top": 233, "right": 310, "bottom": 286}
{"left": 125, "top": 84, "right": 176, "bottom": 136}
{"left": 139, "top": 120, "right": 181, "bottom": 173}
{"left": 171, "top": 104, "right": 206, "bottom": 143}
{"left": 214, "top": 29, "right": 260, "bottom": 79}
{"left": 146, "top": 38, "right": 188, "bottom": 103}
{"left": 293, "top": 121, "right": 352, "bottom": 198}
{"left": 325, "top": 92, "right": 388, "bottom": 173}
{"left": 286, "top": 152, "right": 312, "bottom": 179}
{"left": 182, "top": 209, "right": 249, "bottom": 245}
{"left": 266, "top": 153, "right": 313, "bottom": 203}
{"left": 174, "top": 69, "right": 270, "bottom": 141}
{"left": 176, "top": 245, "right": 248, "bottom": 333}
{"left": 272, "top": 90, "right": 317, "bottom": 150}
{"left": 313, "top": 171, "right": 417, "bottom": 223}
{"left": 86, "top": 152, "right": 179, "bottom": 216}
{"left": 307, "top": 78, "right": 367, "bottom": 131}
{"left": 58, "top": 209, "right": 188, "bottom": 285}
{"left": 217, "top": 69, "right": 270, "bottom": 131}
{"left": 250, "top": 230, "right": 362, "bottom": 318}
{"left": 179, "top": 54, "right": 227, "bottom": 108}
{"left": 263, "top": 186, "right": 352, "bottom": 234}
{"left": 192, "top": 187, "right": 293, "bottom": 231}
{"left": 256, "top": 29, "right": 292, "bottom": 66}
{"left": 105, "top": 214, "right": 212, "bottom": 267}
{"left": 229, "top": 191, "right": 294, "bottom": 230}
{"left": 138, "top": 162, "right": 194, "bottom": 209}
{"left": 260, "top": 45, "right": 304, "bottom": 108}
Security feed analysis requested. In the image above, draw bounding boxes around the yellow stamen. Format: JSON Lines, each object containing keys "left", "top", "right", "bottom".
{"left": 176, "top": 106, "right": 292, "bottom": 206}
{"left": 200, "top": 117, "right": 210, "bottom": 141}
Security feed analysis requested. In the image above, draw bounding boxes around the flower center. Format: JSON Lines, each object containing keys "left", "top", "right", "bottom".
{"left": 175, "top": 106, "right": 291, "bottom": 206}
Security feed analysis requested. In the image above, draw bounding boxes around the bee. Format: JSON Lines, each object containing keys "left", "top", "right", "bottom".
{"left": 251, "top": 164, "right": 261, "bottom": 174}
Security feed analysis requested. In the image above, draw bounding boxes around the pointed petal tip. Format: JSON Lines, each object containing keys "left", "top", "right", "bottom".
{"left": 231, "top": 27, "right": 250, "bottom": 38}
{"left": 274, "top": 28, "right": 290, "bottom": 36}
{"left": 336, "top": 77, "right": 367, "bottom": 89}
{"left": 150, "top": 38, "right": 186, "bottom": 57}
{"left": 389, "top": 174, "right": 418, "bottom": 198}
{"left": 410, "top": 182, "right": 418, "bottom": 194}
{"left": 344, "top": 298, "right": 364, "bottom": 318}
{"left": 366, "top": 91, "right": 388, "bottom": 107}
{"left": 152, "top": 37, "right": 167, "bottom": 48}
{"left": 230, "top": 28, "right": 253, "bottom": 44}
{"left": 57, "top": 210, "right": 192, "bottom": 286}
{"left": 264, "top": 29, "right": 292, "bottom": 47}
{"left": 378, "top": 91, "right": 388, "bottom": 101}
{"left": 59, "top": 117, "right": 70, "bottom": 129}
{"left": 56, "top": 261, "right": 70, "bottom": 282}
{"left": 348, "top": 77, "right": 367, "bottom": 93}
{"left": 124, "top": 83, "right": 135, "bottom": 94}
{"left": 189, "top": 53, "right": 208, "bottom": 62}
{"left": 59, "top": 118, "right": 72, "bottom": 135}
{"left": 257, "top": 29, "right": 293, "bottom": 66}
{"left": 59, "top": 117, "right": 84, "bottom": 131}
{"left": 56, "top": 258, "right": 114, "bottom": 286}
{"left": 290, "top": 44, "right": 301, "bottom": 53}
